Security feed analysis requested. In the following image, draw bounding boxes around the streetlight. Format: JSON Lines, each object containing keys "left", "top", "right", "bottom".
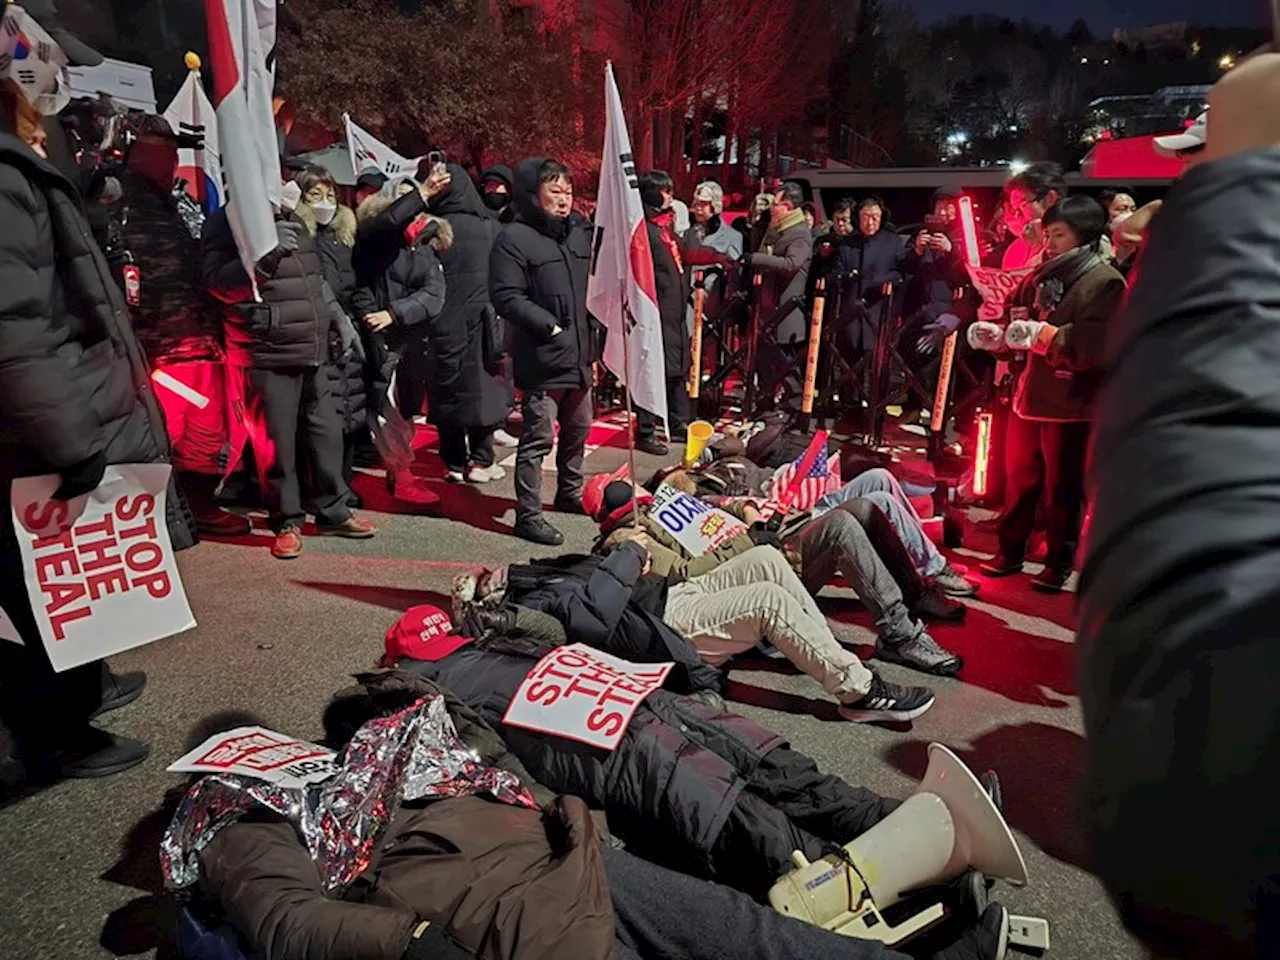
{"left": 1219, "top": 53, "right": 1236, "bottom": 70}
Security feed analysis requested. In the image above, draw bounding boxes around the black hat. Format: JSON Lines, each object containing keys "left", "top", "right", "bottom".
{"left": 22, "top": 0, "right": 104, "bottom": 67}
{"left": 283, "top": 156, "right": 310, "bottom": 173}
{"left": 355, "top": 170, "right": 388, "bottom": 192}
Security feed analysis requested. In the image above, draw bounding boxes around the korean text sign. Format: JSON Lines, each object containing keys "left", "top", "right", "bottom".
{"left": 168, "top": 727, "right": 337, "bottom": 788}
{"left": 650, "top": 483, "right": 749, "bottom": 557}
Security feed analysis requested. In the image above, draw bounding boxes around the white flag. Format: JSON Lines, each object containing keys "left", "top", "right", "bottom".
{"left": 206, "top": 0, "right": 280, "bottom": 295}
{"left": 345, "top": 114, "right": 424, "bottom": 182}
{"left": 586, "top": 62, "right": 668, "bottom": 432}
{"left": 0, "top": 5, "right": 71, "bottom": 117}
{"left": 163, "top": 69, "right": 224, "bottom": 214}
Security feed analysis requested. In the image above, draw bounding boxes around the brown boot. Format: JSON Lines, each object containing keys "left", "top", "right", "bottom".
{"left": 271, "top": 526, "right": 304, "bottom": 559}
{"left": 316, "top": 516, "right": 377, "bottom": 539}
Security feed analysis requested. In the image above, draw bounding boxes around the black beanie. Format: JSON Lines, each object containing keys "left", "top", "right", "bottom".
{"left": 602, "top": 480, "right": 633, "bottom": 518}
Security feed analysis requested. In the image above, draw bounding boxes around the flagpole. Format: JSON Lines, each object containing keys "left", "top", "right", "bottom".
{"left": 621, "top": 281, "right": 641, "bottom": 531}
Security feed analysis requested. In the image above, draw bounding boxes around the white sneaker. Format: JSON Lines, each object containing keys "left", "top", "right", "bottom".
{"left": 446, "top": 469, "right": 465, "bottom": 483}
{"left": 466, "top": 464, "right": 500, "bottom": 483}
{"left": 493, "top": 428, "right": 519, "bottom": 447}
{"left": 483, "top": 464, "right": 506, "bottom": 481}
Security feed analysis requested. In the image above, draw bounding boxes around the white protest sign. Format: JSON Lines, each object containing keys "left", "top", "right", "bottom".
{"left": 10, "top": 464, "right": 196, "bottom": 672}
{"left": 502, "top": 643, "right": 673, "bottom": 751}
{"left": 966, "top": 264, "right": 1033, "bottom": 321}
{"left": 649, "top": 482, "right": 749, "bottom": 557}
{"left": 168, "top": 726, "right": 337, "bottom": 788}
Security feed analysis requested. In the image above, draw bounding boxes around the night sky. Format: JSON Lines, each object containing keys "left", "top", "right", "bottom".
{"left": 907, "top": 0, "right": 1265, "bottom": 33}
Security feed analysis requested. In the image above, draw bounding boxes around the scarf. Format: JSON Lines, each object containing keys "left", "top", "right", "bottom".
{"left": 762, "top": 207, "right": 808, "bottom": 248}
{"left": 1030, "top": 245, "right": 1102, "bottom": 320}
{"left": 650, "top": 208, "right": 683, "bottom": 272}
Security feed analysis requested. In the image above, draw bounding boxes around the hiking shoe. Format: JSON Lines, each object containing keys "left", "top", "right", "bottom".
{"left": 878, "top": 630, "right": 963, "bottom": 676}
{"left": 979, "top": 555, "right": 1023, "bottom": 577}
{"left": 58, "top": 730, "right": 151, "bottom": 780}
{"left": 1031, "top": 566, "right": 1072, "bottom": 593}
{"left": 913, "top": 587, "right": 967, "bottom": 623}
{"left": 934, "top": 564, "right": 979, "bottom": 597}
{"left": 514, "top": 515, "right": 565, "bottom": 546}
{"left": 317, "top": 516, "right": 377, "bottom": 539}
{"left": 635, "top": 436, "right": 669, "bottom": 456}
{"left": 838, "top": 672, "right": 936, "bottom": 723}
{"left": 552, "top": 495, "right": 587, "bottom": 515}
{"left": 931, "top": 903, "right": 1009, "bottom": 960}
{"left": 92, "top": 670, "right": 146, "bottom": 718}
{"left": 493, "top": 428, "right": 520, "bottom": 447}
{"left": 271, "top": 526, "right": 304, "bottom": 559}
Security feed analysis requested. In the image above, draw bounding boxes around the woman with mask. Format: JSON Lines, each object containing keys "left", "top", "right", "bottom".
{"left": 295, "top": 165, "right": 367, "bottom": 504}
{"left": 1, "top": 8, "right": 194, "bottom": 779}
{"left": 966, "top": 196, "right": 1126, "bottom": 592}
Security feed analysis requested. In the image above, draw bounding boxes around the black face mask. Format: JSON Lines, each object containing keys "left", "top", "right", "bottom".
{"left": 483, "top": 191, "right": 508, "bottom": 211}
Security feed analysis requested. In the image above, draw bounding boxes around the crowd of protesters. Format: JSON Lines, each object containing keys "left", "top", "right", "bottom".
{"left": 5, "top": 3, "right": 1277, "bottom": 958}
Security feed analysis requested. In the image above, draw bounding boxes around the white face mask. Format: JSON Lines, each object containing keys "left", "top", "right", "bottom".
{"left": 312, "top": 200, "right": 337, "bottom": 225}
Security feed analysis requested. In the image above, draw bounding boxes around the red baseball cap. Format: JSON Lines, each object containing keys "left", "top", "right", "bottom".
{"left": 584, "top": 463, "right": 631, "bottom": 520}
{"left": 383, "top": 604, "right": 472, "bottom": 665}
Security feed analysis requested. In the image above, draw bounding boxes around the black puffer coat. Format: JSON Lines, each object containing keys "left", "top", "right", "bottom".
{"left": 201, "top": 207, "right": 331, "bottom": 370}
{"left": 489, "top": 158, "right": 599, "bottom": 391}
{"left": 645, "top": 212, "right": 692, "bottom": 380}
{"left": 298, "top": 201, "right": 368, "bottom": 435}
{"left": 0, "top": 132, "right": 196, "bottom": 550}
{"left": 426, "top": 165, "right": 513, "bottom": 428}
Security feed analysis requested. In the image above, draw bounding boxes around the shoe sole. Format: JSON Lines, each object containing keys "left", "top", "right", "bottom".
{"left": 91, "top": 685, "right": 144, "bottom": 719}
{"left": 839, "top": 696, "right": 935, "bottom": 724}
{"left": 315, "top": 529, "right": 377, "bottom": 540}
{"left": 994, "top": 905, "right": 1010, "bottom": 960}
{"left": 60, "top": 749, "right": 150, "bottom": 780}
{"left": 939, "top": 584, "right": 980, "bottom": 597}
{"left": 272, "top": 551, "right": 302, "bottom": 559}
{"left": 980, "top": 565, "right": 1023, "bottom": 578}
{"left": 876, "top": 646, "right": 964, "bottom": 677}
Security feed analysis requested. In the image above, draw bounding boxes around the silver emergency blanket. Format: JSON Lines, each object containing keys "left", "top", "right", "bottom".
{"left": 160, "top": 695, "right": 537, "bottom": 891}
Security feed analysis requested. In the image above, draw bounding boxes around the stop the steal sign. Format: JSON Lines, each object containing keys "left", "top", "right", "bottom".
{"left": 502, "top": 643, "right": 673, "bottom": 751}
{"left": 168, "top": 727, "right": 337, "bottom": 788}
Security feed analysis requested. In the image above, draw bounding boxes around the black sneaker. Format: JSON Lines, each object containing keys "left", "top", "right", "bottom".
{"left": 913, "top": 587, "right": 967, "bottom": 623}
{"left": 931, "top": 903, "right": 1009, "bottom": 960}
{"left": 878, "top": 630, "right": 963, "bottom": 676}
{"left": 979, "top": 555, "right": 1023, "bottom": 577}
{"left": 635, "top": 436, "right": 669, "bottom": 456}
{"left": 838, "top": 672, "right": 936, "bottom": 723}
{"left": 57, "top": 729, "right": 150, "bottom": 780}
{"left": 1030, "top": 566, "right": 1072, "bottom": 593}
{"left": 552, "top": 495, "right": 587, "bottom": 515}
{"left": 514, "top": 515, "right": 565, "bottom": 546}
{"left": 92, "top": 670, "right": 146, "bottom": 718}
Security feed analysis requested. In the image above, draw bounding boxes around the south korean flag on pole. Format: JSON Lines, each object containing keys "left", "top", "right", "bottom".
{"left": 1, "top": 4, "right": 71, "bottom": 116}
{"left": 344, "top": 114, "right": 425, "bottom": 181}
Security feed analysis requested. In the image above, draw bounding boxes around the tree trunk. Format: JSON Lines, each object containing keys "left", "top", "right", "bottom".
{"left": 654, "top": 110, "right": 670, "bottom": 170}
{"left": 637, "top": 111, "right": 655, "bottom": 171}
{"left": 668, "top": 106, "right": 685, "bottom": 181}
{"left": 689, "top": 97, "right": 704, "bottom": 189}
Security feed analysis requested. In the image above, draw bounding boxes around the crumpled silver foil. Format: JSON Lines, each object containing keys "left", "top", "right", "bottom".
{"left": 161, "top": 696, "right": 536, "bottom": 892}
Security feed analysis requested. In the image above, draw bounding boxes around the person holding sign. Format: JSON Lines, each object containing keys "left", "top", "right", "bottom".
{"left": 1, "top": 6, "right": 189, "bottom": 780}
{"left": 587, "top": 476, "right": 938, "bottom": 723}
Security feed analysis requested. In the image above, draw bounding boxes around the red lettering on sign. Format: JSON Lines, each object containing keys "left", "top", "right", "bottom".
{"left": 131, "top": 569, "right": 172, "bottom": 599}
{"left": 598, "top": 685, "right": 639, "bottom": 709}
{"left": 49, "top": 605, "right": 92, "bottom": 641}
{"left": 586, "top": 707, "right": 625, "bottom": 737}
{"left": 87, "top": 567, "right": 129, "bottom": 601}
{"left": 76, "top": 513, "right": 116, "bottom": 540}
{"left": 33, "top": 527, "right": 73, "bottom": 552}
{"left": 115, "top": 494, "right": 155, "bottom": 522}
{"left": 35, "top": 548, "right": 80, "bottom": 581}
{"left": 118, "top": 516, "right": 158, "bottom": 543}
{"left": 565, "top": 674, "right": 606, "bottom": 701}
{"left": 524, "top": 680, "right": 563, "bottom": 706}
{"left": 24, "top": 499, "right": 68, "bottom": 533}
{"left": 125, "top": 541, "right": 163, "bottom": 574}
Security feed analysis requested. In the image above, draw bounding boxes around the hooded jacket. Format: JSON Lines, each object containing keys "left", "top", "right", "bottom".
{"left": 0, "top": 131, "right": 196, "bottom": 550}
{"left": 1079, "top": 150, "right": 1280, "bottom": 958}
{"left": 425, "top": 165, "right": 513, "bottom": 428}
{"left": 196, "top": 672, "right": 616, "bottom": 960}
{"left": 488, "top": 158, "right": 599, "bottom": 391}
{"left": 480, "top": 164, "right": 515, "bottom": 222}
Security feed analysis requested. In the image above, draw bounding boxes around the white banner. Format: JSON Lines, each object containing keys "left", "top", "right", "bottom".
{"left": 586, "top": 62, "right": 668, "bottom": 433}
{"left": 344, "top": 114, "right": 424, "bottom": 181}
{"left": 502, "top": 643, "right": 672, "bottom": 751}
{"left": 168, "top": 726, "right": 337, "bottom": 787}
{"left": 967, "top": 264, "right": 1033, "bottom": 321}
{"left": 163, "top": 68, "right": 224, "bottom": 213}
{"left": 10, "top": 464, "right": 196, "bottom": 672}
{"left": 649, "top": 483, "right": 749, "bottom": 557}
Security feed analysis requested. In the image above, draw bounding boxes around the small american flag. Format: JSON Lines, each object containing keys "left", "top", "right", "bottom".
{"left": 761, "top": 445, "right": 842, "bottom": 518}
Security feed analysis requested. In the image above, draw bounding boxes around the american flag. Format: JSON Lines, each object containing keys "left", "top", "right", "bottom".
{"left": 760, "top": 445, "right": 842, "bottom": 519}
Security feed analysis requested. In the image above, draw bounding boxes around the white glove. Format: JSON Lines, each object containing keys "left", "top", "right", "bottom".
{"left": 1005, "top": 319, "right": 1046, "bottom": 351}
{"left": 966, "top": 321, "right": 1005, "bottom": 352}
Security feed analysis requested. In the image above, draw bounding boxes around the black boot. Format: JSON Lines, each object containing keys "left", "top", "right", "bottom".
{"left": 514, "top": 515, "right": 565, "bottom": 546}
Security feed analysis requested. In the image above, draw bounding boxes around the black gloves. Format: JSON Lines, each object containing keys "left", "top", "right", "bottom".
{"left": 402, "top": 921, "right": 473, "bottom": 960}
{"left": 275, "top": 219, "right": 302, "bottom": 252}
{"left": 54, "top": 452, "right": 106, "bottom": 501}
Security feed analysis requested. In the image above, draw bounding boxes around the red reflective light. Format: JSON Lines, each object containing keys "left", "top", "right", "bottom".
{"left": 152, "top": 368, "right": 210, "bottom": 409}
{"left": 974, "top": 411, "right": 994, "bottom": 497}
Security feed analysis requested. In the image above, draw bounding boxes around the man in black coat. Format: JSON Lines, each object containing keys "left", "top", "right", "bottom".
{"left": 490, "top": 158, "right": 599, "bottom": 546}
{"left": 427, "top": 165, "right": 513, "bottom": 481}
{"left": 632, "top": 172, "right": 692, "bottom": 456}
{"left": 1, "top": 39, "right": 196, "bottom": 778}
{"left": 202, "top": 193, "right": 376, "bottom": 559}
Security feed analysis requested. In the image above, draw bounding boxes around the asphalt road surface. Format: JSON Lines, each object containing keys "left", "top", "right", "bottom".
{"left": 0, "top": 422, "right": 1144, "bottom": 960}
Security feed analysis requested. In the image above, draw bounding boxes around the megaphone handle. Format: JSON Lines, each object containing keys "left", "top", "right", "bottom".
{"left": 1007, "top": 915, "right": 1050, "bottom": 952}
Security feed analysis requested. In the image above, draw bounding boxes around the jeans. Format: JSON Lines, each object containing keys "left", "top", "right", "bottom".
{"left": 786, "top": 506, "right": 926, "bottom": 646}
{"left": 813, "top": 468, "right": 947, "bottom": 578}
{"left": 664, "top": 546, "right": 874, "bottom": 702}
{"left": 244, "top": 366, "right": 353, "bottom": 532}
{"left": 438, "top": 424, "right": 496, "bottom": 472}
{"left": 635, "top": 377, "right": 691, "bottom": 439}
{"left": 606, "top": 847, "right": 910, "bottom": 960}
{"left": 1000, "top": 414, "right": 1090, "bottom": 572}
{"left": 515, "top": 386, "right": 593, "bottom": 522}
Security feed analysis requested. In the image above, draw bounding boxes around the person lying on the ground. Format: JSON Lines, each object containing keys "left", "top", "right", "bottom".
{"left": 591, "top": 473, "right": 963, "bottom": 680}
{"left": 177, "top": 669, "right": 1010, "bottom": 960}
{"left": 657, "top": 460, "right": 971, "bottom": 622}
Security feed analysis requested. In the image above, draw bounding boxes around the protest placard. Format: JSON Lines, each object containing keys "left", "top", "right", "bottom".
{"left": 502, "top": 643, "right": 673, "bottom": 751}
{"left": 168, "top": 726, "right": 337, "bottom": 788}
{"left": 649, "top": 483, "right": 749, "bottom": 557}
{"left": 966, "top": 264, "right": 1033, "bottom": 321}
{"left": 9, "top": 464, "right": 196, "bottom": 672}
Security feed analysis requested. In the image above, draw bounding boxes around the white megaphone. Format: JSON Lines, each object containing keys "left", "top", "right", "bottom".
{"left": 769, "top": 744, "right": 1030, "bottom": 947}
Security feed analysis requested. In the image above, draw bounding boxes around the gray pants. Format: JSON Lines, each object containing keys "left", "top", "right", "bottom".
{"left": 515, "top": 386, "right": 592, "bottom": 522}
{"left": 786, "top": 506, "right": 926, "bottom": 646}
{"left": 606, "top": 847, "right": 910, "bottom": 960}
